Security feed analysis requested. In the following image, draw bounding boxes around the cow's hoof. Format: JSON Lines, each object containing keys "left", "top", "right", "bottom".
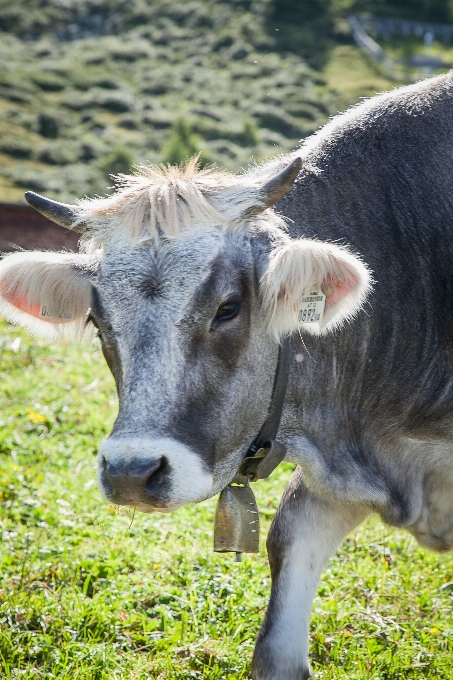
{"left": 251, "top": 667, "right": 311, "bottom": 680}
{"left": 251, "top": 654, "right": 311, "bottom": 679}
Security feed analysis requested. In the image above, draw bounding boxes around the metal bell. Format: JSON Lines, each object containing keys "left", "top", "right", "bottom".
{"left": 214, "top": 484, "right": 260, "bottom": 555}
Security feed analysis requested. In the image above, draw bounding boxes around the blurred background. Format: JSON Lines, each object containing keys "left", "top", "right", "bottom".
{"left": 0, "top": 0, "right": 452, "bottom": 204}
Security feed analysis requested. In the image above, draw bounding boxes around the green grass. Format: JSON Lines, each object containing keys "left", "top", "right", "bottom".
{"left": 1, "top": 317, "right": 453, "bottom": 679}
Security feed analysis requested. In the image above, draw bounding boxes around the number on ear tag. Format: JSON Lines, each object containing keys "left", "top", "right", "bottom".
{"left": 298, "top": 285, "right": 326, "bottom": 324}
{"left": 39, "top": 303, "right": 75, "bottom": 321}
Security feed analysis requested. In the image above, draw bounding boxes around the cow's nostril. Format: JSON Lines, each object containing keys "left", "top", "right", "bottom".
{"left": 101, "top": 456, "right": 114, "bottom": 495}
{"left": 143, "top": 457, "right": 165, "bottom": 489}
{"left": 145, "top": 456, "right": 168, "bottom": 493}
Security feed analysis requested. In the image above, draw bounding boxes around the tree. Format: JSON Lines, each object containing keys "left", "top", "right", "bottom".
{"left": 270, "top": 0, "right": 332, "bottom": 22}
{"left": 100, "top": 146, "right": 134, "bottom": 180}
{"left": 161, "top": 118, "right": 210, "bottom": 166}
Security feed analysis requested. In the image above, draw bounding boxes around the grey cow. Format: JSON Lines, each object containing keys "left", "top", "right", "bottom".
{"left": 1, "top": 72, "right": 453, "bottom": 678}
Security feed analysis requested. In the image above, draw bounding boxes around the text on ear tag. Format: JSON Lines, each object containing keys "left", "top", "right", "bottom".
{"left": 298, "top": 284, "right": 326, "bottom": 324}
{"left": 214, "top": 485, "right": 260, "bottom": 554}
{"left": 39, "top": 302, "right": 75, "bottom": 321}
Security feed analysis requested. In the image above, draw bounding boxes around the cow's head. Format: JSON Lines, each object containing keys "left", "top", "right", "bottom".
{"left": 0, "top": 157, "right": 371, "bottom": 512}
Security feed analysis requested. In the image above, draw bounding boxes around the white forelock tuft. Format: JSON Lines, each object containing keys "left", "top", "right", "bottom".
{"left": 74, "top": 157, "right": 288, "bottom": 245}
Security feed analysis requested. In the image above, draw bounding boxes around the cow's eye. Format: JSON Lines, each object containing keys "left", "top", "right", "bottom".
{"left": 212, "top": 299, "right": 241, "bottom": 328}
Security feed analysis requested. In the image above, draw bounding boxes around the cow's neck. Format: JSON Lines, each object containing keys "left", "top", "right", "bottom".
{"left": 233, "top": 335, "right": 291, "bottom": 484}
{"left": 214, "top": 337, "right": 292, "bottom": 558}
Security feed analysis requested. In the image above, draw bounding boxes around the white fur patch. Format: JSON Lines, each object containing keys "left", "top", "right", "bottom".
{"left": 98, "top": 437, "right": 213, "bottom": 510}
{"left": 0, "top": 251, "right": 94, "bottom": 340}
{"left": 73, "top": 158, "right": 278, "bottom": 245}
{"left": 261, "top": 238, "right": 372, "bottom": 338}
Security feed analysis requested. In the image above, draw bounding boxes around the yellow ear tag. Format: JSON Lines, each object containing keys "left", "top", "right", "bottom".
{"left": 298, "top": 284, "right": 326, "bottom": 324}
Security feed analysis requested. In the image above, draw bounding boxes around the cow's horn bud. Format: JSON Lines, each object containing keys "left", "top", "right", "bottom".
{"left": 260, "top": 157, "right": 302, "bottom": 208}
{"left": 25, "top": 191, "right": 83, "bottom": 232}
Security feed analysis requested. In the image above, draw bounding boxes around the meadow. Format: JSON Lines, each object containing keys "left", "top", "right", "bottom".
{"left": 1, "top": 318, "right": 453, "bottom": 679}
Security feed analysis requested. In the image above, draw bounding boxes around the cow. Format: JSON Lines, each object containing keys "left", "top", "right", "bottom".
{"left": 1, "top": 70, "right": 453, "bottom": 679}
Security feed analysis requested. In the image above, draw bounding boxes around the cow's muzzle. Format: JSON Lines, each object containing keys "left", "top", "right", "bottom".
{"left": 97, "top": 437, "right": 213, "bottom": 511}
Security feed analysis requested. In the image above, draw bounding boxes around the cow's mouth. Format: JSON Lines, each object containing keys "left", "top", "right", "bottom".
{"left": 97, "top": 437, "right": 214, "bottom": 511}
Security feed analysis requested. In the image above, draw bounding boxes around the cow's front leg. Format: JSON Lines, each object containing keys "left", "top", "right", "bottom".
{"left": 252, "top": 467, "right": 369, "bottom": 680}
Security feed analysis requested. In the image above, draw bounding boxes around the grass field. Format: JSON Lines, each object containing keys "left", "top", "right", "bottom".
{"left": 1, "top": 317, "right": 453, "bottom": 679}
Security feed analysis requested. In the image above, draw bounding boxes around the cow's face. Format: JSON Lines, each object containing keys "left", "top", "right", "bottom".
{"left": 92, "top": 229, "right": 279, "bottom": 510}
{"left": 0, "top": 159, "right": 371, "bottom": 512}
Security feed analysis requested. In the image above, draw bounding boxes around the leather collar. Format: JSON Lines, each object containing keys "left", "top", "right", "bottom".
{"left": 233, "top": 336, "right": 291, "bottom": 484}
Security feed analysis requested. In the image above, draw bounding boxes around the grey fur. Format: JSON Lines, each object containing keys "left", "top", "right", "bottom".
{"left": 252, "top": 72, "right": 453, "bottom": 677}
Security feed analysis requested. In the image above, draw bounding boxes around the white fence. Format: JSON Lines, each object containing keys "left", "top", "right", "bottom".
{"left": 348, "top": 15, "right": 452, "bottom": 79}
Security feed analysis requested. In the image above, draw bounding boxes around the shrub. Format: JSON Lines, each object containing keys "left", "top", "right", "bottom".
{"left": 36, "top": 112, "right": 64, "bottom": 139}
{"left": 62, "top": 91, "right": 92, "bottom": 111}
{"left": 285, "top": 104, "right": 317, "bottom": 121}
{"left": 31, "top": 72, "right": 66, "bottom": 92}
{"left": 63, "top": 89, "right": 135, "bottom": 113}
{"left": 252, "top": 105, "right": 301, "bottom": 139}
{"left": 257, "top": 129, "right": 290, "bottom": 149}
{"left": 207, "top": 139, "right": 242, "bottom": 159}
{"left": 108, "top": 43, "right": 151, "bottom": 62}
{"left": 142, "top": 80, "right": 172, "bottom": 95}
{"left": 142, "top": 111, "right": 173, "bottom": 129}
{"left": 6, "top": 167, "right": 55, "bottom": 193}
{"left": 78, "top": 138, "right": 105, "bottom": 161}
{"left": 0, "top": 138, "right": 33, "bottom": 159}
{"left": 233, "top": 120, "right": 258, "bottom": 147}
{"left": 118, "top": 116, "right": 139, "bottom": 130}
{"left": 228, "top": 41, "right": 251, "bottom": 60}
{"left": 192, "top": 118, "right": 258, "bottom": 147}
{"left": 212, "top": 31, "right": 235, "bottom": 51}
{"left": 99, "top": 146, "right": 134, "bottom": 179}
{"left": 96, "top": 90, "right": 135, "bottom": 113}
{"left": 0, "top": 87, "right": 32, "bottom": 103}
{"left": 161, "top": 118, "right": 210, "bottom": 166}
{"left": 94, "top": 77, "right": 120, "bottom": 90}
{"left": 67, "top": 70, "right": 119, "bottom": 91}
{"left": 269, "top": 0, "right": 331, "bottom": 22}
{"left": 36, "top": 142, "right": 78, "bottom": 165}
{"left": 140, "top": 68, "right": 180, "bottom": 96}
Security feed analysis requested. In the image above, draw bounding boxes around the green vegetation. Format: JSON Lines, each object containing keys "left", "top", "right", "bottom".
{"left": 161, "top": 119, "right": 210, "bottom": 167}
{"left": 0, "top": 0, "right": 409, "bottom": 203}
{"left": 1, "top": 319, "right": 453, "bottom": 679}
{"left": 270, "top": 0, "right": 453, "bottom": 24}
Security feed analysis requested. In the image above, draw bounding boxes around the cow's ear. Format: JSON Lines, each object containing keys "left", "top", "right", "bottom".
{"left": 262, "top": 239, "right": 372, "bottom": 338}
{"left": 0, "top": 251, "right": 94, "bottom": 340}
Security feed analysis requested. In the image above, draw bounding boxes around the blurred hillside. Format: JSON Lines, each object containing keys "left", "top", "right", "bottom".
{"left": 0, "top": 0, "right": 449, "bottom": 202}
